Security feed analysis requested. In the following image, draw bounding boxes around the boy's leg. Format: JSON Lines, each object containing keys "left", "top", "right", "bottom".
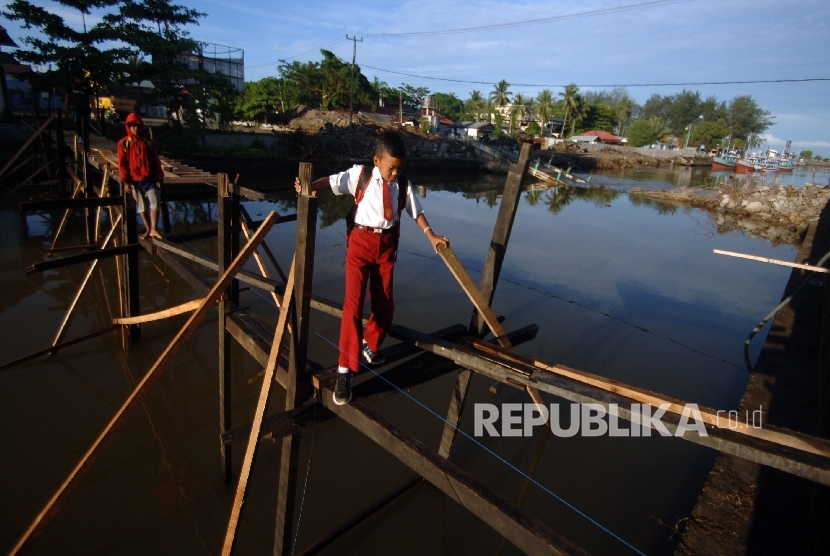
{"left": 146, "top": 187, "right": 162, "bottom": 239}
{"left": 339, "top": 232, "right": 372, "bottom": 372}
{"left": 364, "top": 233, "right": 395, "bottom": 352}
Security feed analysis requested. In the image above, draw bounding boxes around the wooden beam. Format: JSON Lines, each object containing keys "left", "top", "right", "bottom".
{"left": 0, "top": 325, "right": 118, "bottom": 371}
{"left": 323, "top": 393, "right": 589, "bottom": 555}
{"left": 112, "top": 298, "right": 205, "bottom": 325}
{"left": 221, "top": 258, "right": 297, "bottom": 556}
{"left": 714, "top": 248, "right": 830, "bottom": 274}
{"left": 0, "top": 114, "right": 55, "bottom": 180}
{"left": 217, "top": 173, "right": 237, "bottom": 482}
{"left": 26, "top": 242, "right": 141, "bottom": 274}
{"left": 9, "top": 211, "right": 280, "bottom": 556}
{"left": 19, "top": 196, "right": 123, "bottom": 212}
{"left": 471, "top": 142, "right": 531, "bottom": 334}
{"left": 49, "top": 178, "right": 86, "bottom": 252}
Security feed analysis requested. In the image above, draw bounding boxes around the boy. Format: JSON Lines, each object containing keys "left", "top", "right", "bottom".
{"left": 117, "top": 113, "right": 165, "bottom": 239}
{"left": 295, "top": 131, "right": 448, "bottom": 405}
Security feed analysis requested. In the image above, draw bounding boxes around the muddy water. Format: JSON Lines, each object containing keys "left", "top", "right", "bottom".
{"left": 0, "top": 166, "right": 800, "bottom": 555}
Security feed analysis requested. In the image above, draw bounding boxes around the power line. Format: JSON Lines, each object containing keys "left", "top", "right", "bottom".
{"left": 363, "top": 0, "right": 694, "bottom": 37}
{"left": 359, "top": 64, "right": 830, "bottom": 88}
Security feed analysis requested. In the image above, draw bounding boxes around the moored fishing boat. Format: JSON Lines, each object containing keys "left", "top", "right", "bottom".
{"left": 712, "top": 151, "right": 738, "bottom": 170}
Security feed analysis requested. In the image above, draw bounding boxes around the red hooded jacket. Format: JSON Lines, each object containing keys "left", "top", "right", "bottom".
{"left": 117, "top": 122, "right": 164, "bottom": 185}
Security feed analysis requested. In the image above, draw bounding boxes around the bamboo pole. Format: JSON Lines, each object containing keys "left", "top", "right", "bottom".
{"left": 714, "top": 248, "right": 830, "bottom": 274}
{"left": 0, "top": 114, "right": 56, "bottom": 181}
{"left": 9, "top": 211, "right": 280, "bottom": 555}
{"left": 222, "top": 258, "right": 297, "bottom": 556}
{"left": 112, "top": 298, "right": 206, "bottom": 325}
{"left": 0, "top": 325, "right": 118, "bottom": 371}
{"left": 49, "top": 176, "right": 86, "bottom": 251}
{"left": 51, "top": 213, "right": 123, "bottom": 348}
{"left": 0, "top": 154, "right": 35, "bottom": 183}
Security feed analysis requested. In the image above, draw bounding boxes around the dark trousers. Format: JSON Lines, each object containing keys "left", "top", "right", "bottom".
{"left": 338, "top": 228, "right": 395, "bottom": 372}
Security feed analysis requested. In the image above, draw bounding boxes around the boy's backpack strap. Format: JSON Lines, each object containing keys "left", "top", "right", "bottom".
{"left": 354, "top": 164, "right": 372, "bottom": 204}
{"left": 391, "top": 173, "right": 409, "bottom": 262}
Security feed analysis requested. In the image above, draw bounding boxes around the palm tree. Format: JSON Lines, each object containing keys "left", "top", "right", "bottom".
{"left": 559, "top": 84, "right": 582, "bottom": 138}
{"left": 534, "top": 89, "right": 555, "bottom": 136}
{"left": 490, "top": 79, "right": 512, "bottom": 107}
{"left": 511, "top": 92, "right": 530, "bottom": 133}
{"left": 466, "top": 90, "right": 485, "bottom": 120}
{"left": 648, "top": 117, "right": 671, "bottom": 143}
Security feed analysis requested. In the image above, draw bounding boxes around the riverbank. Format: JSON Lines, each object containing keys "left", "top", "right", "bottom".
{"left": 629, "top": 180, "right": 830, "bottom": 245}
{"left": 676, "top": 201, "right": 830, "bottom": 555}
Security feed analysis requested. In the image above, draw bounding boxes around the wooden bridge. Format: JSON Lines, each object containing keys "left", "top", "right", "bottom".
{"left": 4, "top": 123, "right": 830, "bottom": 555}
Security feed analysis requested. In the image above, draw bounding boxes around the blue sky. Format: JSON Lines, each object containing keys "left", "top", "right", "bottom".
{"left": 3, "top": 0, "right": 829, "bottom": 156}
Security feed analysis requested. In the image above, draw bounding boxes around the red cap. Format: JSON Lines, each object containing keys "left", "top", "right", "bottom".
{"left": 125, "top": 113, "right": 143, "bottom": 125}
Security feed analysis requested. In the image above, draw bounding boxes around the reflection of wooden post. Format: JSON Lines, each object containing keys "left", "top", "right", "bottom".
{"left": 274, "top": 162, "right": 316, "bottom": 555}
{"left": 217, "top": 172, "right": 239, "bottom": 482}
{"left": 122, "top": 183, "right": 140, "bottom": 341}
{"left": 439, "top": 145, "right": 532, "bottom": 459}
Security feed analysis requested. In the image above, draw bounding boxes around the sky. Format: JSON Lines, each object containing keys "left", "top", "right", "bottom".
{"left": 3, "top": 0, "right": 829, "bottom": 156}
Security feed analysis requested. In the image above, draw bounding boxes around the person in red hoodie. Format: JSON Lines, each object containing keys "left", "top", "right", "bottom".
{"left": 118, "top": 113, "right": 165, "bottom": 239}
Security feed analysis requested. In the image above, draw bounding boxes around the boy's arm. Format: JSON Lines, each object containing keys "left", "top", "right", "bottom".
{"left": 294, "top": 176, "right": 330, "bottom": 195}
{"left": 414, "top": 213, "right": 449, "bottom": 253}
{"left": 117, "top": 141, "right": 132, "bottom": 191}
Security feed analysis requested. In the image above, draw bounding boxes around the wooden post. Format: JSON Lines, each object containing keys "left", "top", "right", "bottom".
{"left": 83, "top": 144, "right": 95, "bottom": 245}
{"left": 274, "top": 162, "right": 317, "bottom": 555}
{"left": 55, "top": 110, "right": 69, "bottom": 194}
{"left": 122, "top": 183, "right": 140, "bottom": 340}
{"left": 217, "top": 173, "right": 238, "bottom": 482}
{"left": 471, "top": 142, "right": 532, "bottom": 335}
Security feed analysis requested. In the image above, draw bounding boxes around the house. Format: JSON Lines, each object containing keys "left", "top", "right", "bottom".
{"left": 451, "top": 121, "right": 495, "bottom": 140}
{"left": 571, "top": 129, "right": 622, "bottom": 144}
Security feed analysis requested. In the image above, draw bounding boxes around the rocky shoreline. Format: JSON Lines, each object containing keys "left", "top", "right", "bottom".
{"left": 629, "top": 181, "right": 830, "bottom": 245}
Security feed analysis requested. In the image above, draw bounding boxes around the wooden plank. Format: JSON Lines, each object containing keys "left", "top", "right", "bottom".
{"left": 0, "top": 325, "right": 118, "bottom": 371}
{"left": 323, "top": 393, "right": 589, "bottom": 556}
{"left": 240, "top": 205, "right": 288, "bottom": 284}
{"left": 714, "top": 248, "right": 830, "bottom": 274}
{"left": 112, "top": 298, "right": 205, "bottom": 325}
{"left": 221, "top": 257, "right": 296, "bottom": 556}
{"left": 26, "top": 242, "right": 141, "bottom": 274}
{"left": 19, "top": 196, "right": 123, "bottom": 212}
{"left": 9, "top": 211, "right": 280, "bottom": 556}
{"left": 392, "top": 324, "right": 830, "bottom": 485}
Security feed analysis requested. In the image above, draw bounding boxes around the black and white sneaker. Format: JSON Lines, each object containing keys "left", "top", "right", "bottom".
{"left": 333, "top": 372, "right": 353, "bottom": 405}
{"left": 362, "top": 341, "right": 386, "bottom": 366}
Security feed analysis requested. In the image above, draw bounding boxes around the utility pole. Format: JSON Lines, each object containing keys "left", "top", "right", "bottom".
{"left": 346, "top": 35, "right": 363, "bottom": 129}
{"left": 399, "top": 89, "right": 403, "bottom": 125}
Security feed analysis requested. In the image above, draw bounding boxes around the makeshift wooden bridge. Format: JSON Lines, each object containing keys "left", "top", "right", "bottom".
{"left": 467, "top": 138, "right": 589, "bottom": 187}
{"left": 6, "top": 138, "right": 830, "bottom": 555}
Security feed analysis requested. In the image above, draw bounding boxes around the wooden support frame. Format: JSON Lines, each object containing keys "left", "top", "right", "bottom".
{"left": 26, "top": 242, "right": 142, "bottom": 274}
{"left": 714, "top": 248, "right": 830, "bottom": 274}
{"left": 0, "top": 114, "right": 56, "bottom": 181}
{"left": 9, "top": 211, "right": 280, "bottom": 555}
{"left": 122, "top": 188, "right": 140, "bottom": 340}
{"left": 19, "top": 196, "right": 123, "bottom": 212}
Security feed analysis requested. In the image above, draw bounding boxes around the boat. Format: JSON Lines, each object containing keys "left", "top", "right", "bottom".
{"left": 778, "top": 158, "right": 795, "bottom": 172}
{"left": 712, "top": 151, "right": 739, "bottom": 170}
{"left": 736, "top": 155, "right": 763, "bottom": 173}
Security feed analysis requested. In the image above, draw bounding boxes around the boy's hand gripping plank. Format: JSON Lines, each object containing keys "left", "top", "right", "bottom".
{"left": 435, "top": 243, "right": 547, "bottom": 412}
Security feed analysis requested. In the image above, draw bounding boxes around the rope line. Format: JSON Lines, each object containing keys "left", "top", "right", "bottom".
{"left": 312, "top": 331, "right": 646, "bottom": 556}
{"left": 291, "top": 403, "right": 317, "bottom": 556}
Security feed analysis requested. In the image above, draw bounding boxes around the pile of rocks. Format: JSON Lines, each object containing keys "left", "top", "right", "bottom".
{"left": 629, "top": 183, "right": 830, "bottom": 245}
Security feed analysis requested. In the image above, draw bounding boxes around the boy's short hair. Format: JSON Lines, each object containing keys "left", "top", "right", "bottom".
{"left": 375, "top": 131, "right": 406, "bottom": 159}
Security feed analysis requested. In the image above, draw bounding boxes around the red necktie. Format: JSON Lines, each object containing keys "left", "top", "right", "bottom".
{"left": 382, "top": 179, "right": 393, "bottom": 220}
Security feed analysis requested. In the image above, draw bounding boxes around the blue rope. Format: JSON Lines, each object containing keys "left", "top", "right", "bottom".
{"left": 312, "top": 330, "right": 647, "bottom": 556}
{"left": 291, "top": 403, "right": 317, "bottom": 556}
{"left": 163, "top": 211, "right": 644, "bottom": 555}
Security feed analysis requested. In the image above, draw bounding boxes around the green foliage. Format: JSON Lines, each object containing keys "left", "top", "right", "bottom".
{"left": 626, "top": 119, "right": 656, "bottom": 147}
{"left": 579, "top": 103, "right": 614, "bottom": 133}
{"left": 277, "top": 50, "right": 373, "bottom": 111}
{"left": 492, "top": 112, "right": 503, "bottom": 138}
{"left": 235, "top": 77, "right": 282, "bottom": 122}
{"left": 399, "top": 84, "right": 430, "bottom": 110}
{"left": 800, "top": 150, "right": 813, "bottom": 159}
{"left": 431, "top": 92, "right": 463, "bottom": 121}
{"left": 464, "top": 90, "right": 485, "bottom": 120}
{"left": 689, "top": 119, "right": 731, "bottom": 150}
{"left": 558, "top": 84, "right": 583, "bottom": 137}
{"left": 525, "top": 121, "right": 541, "bottom": 135}
{"left": 419, "top": 116, "right": 431, "bottom": 134}
{"left": 490, "top": 79, "right": 511, "bottom": 106}
{"left": 727, "top": 95, "right": 774, "bottom": 143}
{"left": 534, "top": 89, "right": 555, "bottom": 136}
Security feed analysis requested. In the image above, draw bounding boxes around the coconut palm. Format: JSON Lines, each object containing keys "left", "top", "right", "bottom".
{"left": 534, "top": 89, "right": 555, "bottom": 136}
{"left": 466, "top": 90, "right": 485, "bottom": 120}
{"left": 490, "top": 79, "right": 512, "bottom": 107}
{"left": 559, "top": 83, "right": 582, "bottom": 138}
{"left": 648, "top": 117, "right": 672, "bottom": 143}
{"left": 511, "top": 92, "right": 531, "bottom": 133}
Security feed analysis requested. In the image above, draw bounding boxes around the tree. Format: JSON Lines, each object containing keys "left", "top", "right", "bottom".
{"left": 510, "top": 92, "right": 530, "bottom": 133}
{"left": 580, "top": 103, "right": 614, "bottom": 133}
{"left": 399, "top": 83, "right": 430, "bottom": 109}
{"left": 800, "top": 150, "right": 813, "bottom": 159}
{"left": 689, "top": 119, "right": 731, "bottom": 151}
{"left": 525, "top": 120, "right": 541, "bottom": 135}
{"left": 431, "top": 92, "right": 463, "bottom": 121}
{"left": 464, "top": 90, "right": 485, "bottom": 120}
{"left": 727, "top": 95, "right": 773, "bottom": 144}
{"left": 235, "top": 77, "right": 282, "bottom": 122}
{"left": 648, "top": 117, "right": 671, "bottom": 143}
{"left": 277, "top": 50, "right": 373, "bottom": 111}
{"left": 625, "top": 119, "right": 655, "bottom": 147}
{"left": 534, "top": 89, "right": 555, "bottom": 136}
{"left": 490, "top": 79, "right": 511, "bottom": 106}
{"left": 558, "top": 83, "right": 582, "bottom": 137}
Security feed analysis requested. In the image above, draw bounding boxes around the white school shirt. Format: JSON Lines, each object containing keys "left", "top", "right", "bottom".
{"left": 329, "top": 164, "right": 424, "bottom": 229}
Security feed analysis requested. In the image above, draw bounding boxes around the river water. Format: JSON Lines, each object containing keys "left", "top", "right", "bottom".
{"left": 0, "top": 164, "right": 822, "bottom": 555}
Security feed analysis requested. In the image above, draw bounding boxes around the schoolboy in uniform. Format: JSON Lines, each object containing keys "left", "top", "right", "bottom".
{"left": 118, "top": 113, "right": 165, "bottom": 239}
{"left": 295, "top": 131, "right": 448, "bottom": 405}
